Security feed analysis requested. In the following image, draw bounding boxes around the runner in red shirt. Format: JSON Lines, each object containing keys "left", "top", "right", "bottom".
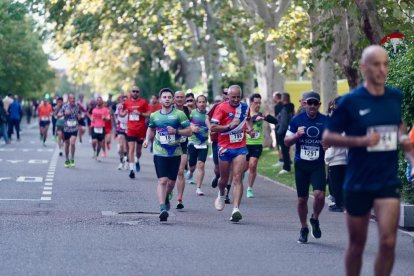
{"left": 148, "top": 95, "right": 162, "bottom": 113}
{"left": 119, "top": 86, "right": 150, "bottom": 179}
{"left": 211, "top": 85, "right": 253, "bottom": 222}
{"left": 89, "top": 96, "right": 110, "bottom": 161}
{"left": 102, "top": 101, "right": 113, "bottom": 158}
{"left": 37, "top": 98, "right": 53, "bottom": 146}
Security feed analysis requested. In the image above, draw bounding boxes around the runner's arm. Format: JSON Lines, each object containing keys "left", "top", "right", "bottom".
{"left": 264, "top": 114, "right": 278, "bottom": 125}
{"left": 322, "top": 129, "right": 380, "bottom": 148}
{"left": 399, "top": 123, "right": 414, "bottom": 172}
{"left": 143, "top": 127, "right": 155, "bottom": 148}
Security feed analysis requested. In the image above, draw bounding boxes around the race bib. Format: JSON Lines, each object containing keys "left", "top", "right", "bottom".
{"left": 41, "top": 116, "right": 49, "bottom": 121}
{"left": 300, "top": 145, "right": 320, "bottom": 161}
{"left": 367, "top": 125, "right": 398, "bottom": 152}
{"left": 230, "top": 132, "right": 244, "bottom": 143}
{"left": 66, "top": 119, "right": 77, "bottom": 127}
{"left": 158, "top": 132, "right": 176, "bottom": 145}
{"left": 129, "top": 113, "right": 140, "bottom": 121}
{"left": 250, "top": 131, "right": 261, "bottom": 140}
{"left": 94, "top": 127, "right": 103, "bottom": 134}
{"left": 193, "top": 144, "right": 207, "bottom": 149}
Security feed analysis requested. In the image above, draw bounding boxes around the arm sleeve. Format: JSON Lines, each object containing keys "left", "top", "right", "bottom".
{"left": 277, "top": 109, "right": 289, "bottom": 134}
{"left": 211, "top": 105, "right": 223, "bottom": 125}
{"left": 265, "top": 114, "right": 278, "bottom": 125}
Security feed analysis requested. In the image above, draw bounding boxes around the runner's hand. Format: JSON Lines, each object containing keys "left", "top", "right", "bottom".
{"left": 229, "top": 119, "right": 240, "bottom": 129}
{"left": 143, "top": 140, "right": 148, "bottom": 148}
{"left": 167, "top": 126, "right": 176, "bottom": 134}
{"left": 296, "top": 126, "right": 306, "bottom": 138}
{"left": 364, "top": 132, "right": 381, "bottom": 147}
{"left": 191, "top": 125, "right": 199, "bottom": 133}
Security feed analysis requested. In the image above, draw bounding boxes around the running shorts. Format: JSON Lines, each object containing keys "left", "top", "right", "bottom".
{"left": 188, "top": 144, "right": 209, "bottom": 167}
{"left": 294, "top": 160, "right": 326, "bottom": 197}
{"left": 218, "top": 147, "right": 248, "bottom": 162}
{"left": 154, "top": 155, "right": 181, "bottom": 181}
{"left": 246, "top": 144, "right": 263, "bottom": 161}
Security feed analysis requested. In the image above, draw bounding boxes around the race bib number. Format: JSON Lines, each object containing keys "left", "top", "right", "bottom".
{"left": 41, "top": 116, "right": 49, "bottom": 121}
{"left": 158, "top": 131, "right": 176, "bottom": 145}
{"left": 129, "top": 113, "right": 140, "bottom": 121}
{"left": 367, "top": 125, "right": 398, "bottom": 152}
{"left": 300, "top": 145, "right": 320, "bottom": 161}
{"left": 94, "top": 127, "right": 103, "bottom": 134}
{"left": 66, "top": 119, "right": 77, "bottom": 127}
{"left": 193, "top": 144, "right": 208, "bottom": 149}
{"left": 230, "top": 132, "right": 244, "bottom": 143}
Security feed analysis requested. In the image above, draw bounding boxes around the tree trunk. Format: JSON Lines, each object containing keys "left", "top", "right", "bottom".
{"left": 355, "top": 0, "right": 384, "bottom": 44}
{"left": 233, "top": 35, "right": 254, "bottom": 96}
{"left": 309, "top": 8, "right": 321, "bottom": 93}
{"left": 321, "top": 53, "right": 337, "bottom": 112}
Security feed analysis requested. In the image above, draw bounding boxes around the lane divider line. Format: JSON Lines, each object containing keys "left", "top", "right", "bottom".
{"left": 41, "top": 146, "right": 58, "bottom": 201}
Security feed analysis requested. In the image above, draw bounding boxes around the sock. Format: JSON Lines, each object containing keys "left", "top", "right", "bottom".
{"left": 160, "top": 204, "right": 166, "bottom": 211}
{"left": 226, "top": 185, "right": 231, "bottom": 195}
{"left": 120, "top": 157, "right": 123, "bottom": 163}
{"left": 129, "top": 163, "right": 134, "bottom": 171}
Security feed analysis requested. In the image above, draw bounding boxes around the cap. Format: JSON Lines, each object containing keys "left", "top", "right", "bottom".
{"left": 302, "top": 91, "right": 320, "bottom": 101}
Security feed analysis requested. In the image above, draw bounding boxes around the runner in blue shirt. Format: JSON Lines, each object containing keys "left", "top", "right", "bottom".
{"left": 323, "top": 45, "right": 414, "bottom": 276}
{"left": 285, "top": 91, "right": 327, "bottom": 244}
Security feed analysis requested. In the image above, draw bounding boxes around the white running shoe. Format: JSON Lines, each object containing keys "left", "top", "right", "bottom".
{"left": 272, "top": 161, "right": 284, "bottom": 167}
{"left": 117, "top": 163, "right": 123, "bottom": 170}
{"left": 214, "top": 190, "right": 226, "bottom": 211}
{"left": 278, "top": 169, "right": 289, "bottom": 175}
{"left": 230, "top": 208, "right": 242, "bottom": 222}
{"left": 185, "top": 170, "right": 192, "bottom": 180}
{"left": 196, "top": 188, "right": 204, "bottom": 196}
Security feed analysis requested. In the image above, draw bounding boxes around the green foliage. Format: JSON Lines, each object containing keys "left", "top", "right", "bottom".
{"left": 0, "top": 0, "right": 54, "bottom": 99}
{"left": 387, "top": 38, "right": 414, "bottom": 203}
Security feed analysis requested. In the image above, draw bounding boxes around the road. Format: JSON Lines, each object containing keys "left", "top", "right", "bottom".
{"left": 1, "top": 122, "right": 413, "bottom": 276}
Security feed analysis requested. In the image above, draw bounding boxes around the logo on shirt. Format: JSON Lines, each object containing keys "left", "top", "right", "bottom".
{"left": 306, "top": 126, "right": 320, "bottom": 138}
{"left": 359, "top": 109, "right": 371, "bottom": 116}
{"left": 229, "top": 112, "right": 234, "bottom": 118}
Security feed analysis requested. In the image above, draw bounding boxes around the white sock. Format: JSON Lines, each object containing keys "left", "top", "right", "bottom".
{"left": 129, "top": 163, "right": 135, "bottom": 171}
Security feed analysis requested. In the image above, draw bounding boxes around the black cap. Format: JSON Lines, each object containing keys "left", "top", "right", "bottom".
{"left": 302, "top": 91, "right": 320, "bottom": 101}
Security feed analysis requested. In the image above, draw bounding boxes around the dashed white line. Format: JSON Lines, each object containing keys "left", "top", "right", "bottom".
{"left": 42, "top": 191, "right": 52, "bottom": 195}
{"left": 40, "top": 147, "right": 58, "bottom": 201}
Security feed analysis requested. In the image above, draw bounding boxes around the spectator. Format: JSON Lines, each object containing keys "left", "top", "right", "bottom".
{"left": 8, "top": 95, "right": 22, "bottom": 141}
{"left": 272, "top": 92, "right": 284, "bottom": 166}
{"left": 276, "top": 92, "right": 295, "bottom": 174}
{"left": 0, "top": 100, "right": 10, "bottom": 144}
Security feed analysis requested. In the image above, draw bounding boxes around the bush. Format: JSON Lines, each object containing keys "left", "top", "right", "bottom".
{"left": 387, "top": 38, "right": 414, "bottom": 204}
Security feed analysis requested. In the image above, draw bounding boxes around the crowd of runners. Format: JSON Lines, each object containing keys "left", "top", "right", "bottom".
{"left": 1, "top": 45, "right": 413, "bottom": 276}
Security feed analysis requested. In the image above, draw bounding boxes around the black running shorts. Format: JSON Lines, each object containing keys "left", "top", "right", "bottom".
{"left": 64, "top": 131, "right": 78, "bottom": 141}
{"left": 154, "top": 155, "right": 181, "bottom": 181}
{"left": 344, "top": 186, "right": 400, "bottom": 217}
{"left": 188, "top": 144, "right": 208, "bottom": 167}
{"left": 294, "top": 160, "right": 326, "bottom": 197}
{"left": 246, "top": 144, "right": 263, "bottom": 161}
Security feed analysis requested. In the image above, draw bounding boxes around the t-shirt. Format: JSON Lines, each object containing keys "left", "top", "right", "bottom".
{"left": 188, "top": 109, "right": 209, "bottom": 147}
{"left": 91, "top": 107, "right": 110, "bottom": 128}
{"left": 115, "top": 105, "right": 128, "bottom": 132}
{"left": 286, "top": 111, "right": 327, "bottom": 163}
{"left": 149, "top": 108, "right": 190, "bottom": 157}
{"left": 246, "top": 112, "right": 278, "bottom": 145}
{"left": 149, "top": 103, "right": 162, "bottom": 113}
{"left": 211, "top": 101, "right": 250, "bottom": 149}
{"left": 38, "top": 104, "right": 53, "bottom": 121}
{"left": 207, "top": 102, "right": 221, "bottom": 143}
{"left": 123, "top": 98, "right": 149, "bottom": 133}
{"left": 327, "top": 85, "right": 403, "bottom": 192}
{"left": 61, "top": 103, "right": 80, "bottom": 133}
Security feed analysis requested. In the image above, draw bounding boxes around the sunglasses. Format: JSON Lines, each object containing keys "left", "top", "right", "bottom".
{"left": 186, "top": 99, "right": 194, "bottom": 103}
{"left": 306, "top": 100, "right": 320, "bottom": 106}
{"left": 131, "top": 90, "right": 140, "bottom": 93}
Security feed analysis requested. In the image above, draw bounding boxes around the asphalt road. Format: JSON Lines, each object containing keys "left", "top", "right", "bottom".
{"left": 1, "top": 122, "right": 413, "bottom": 276}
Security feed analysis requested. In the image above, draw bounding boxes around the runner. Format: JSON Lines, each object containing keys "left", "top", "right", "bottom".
{"left": 173, "top": 91, "right": 191, "bottom": 209}
{"left": 102, "top": 102, "right": 113, "bottom": 158}
{"left": 37, "top": 98, "right": 53, "bottom": 146}
{"left": 187, "top": 95, "right": 209, "bottom": 196}
{"left": 149, "top": 95, "right": 162, "bottom": 113}
{"left": 322, "top": 45, "right": 414, "bottom": 276}
{"left": 185, "top": 92, "right": 196, "bottom": 111}
{"left": 206, "top": 88, "right": 232, "bottom": 203}
{"left": 54, "top": 97, "right": 64, "bottom": 156}
{"left": 59, "top": 94, "right": 81, "bottom": 168}
{"left": 245, "top": 93, "right": 278, "bottom": 198}
{"left": 77, "top": 94, "right": 87, "bottom": 143}
{"left": 210, "top": 85, "right": 253, "bottom": 222}
{"left": 284, "top": 91, "right": 327, "bottom": 244}
{"left": 89, "top": 96, "right": 110, "bottom": 161}
{"left": 115, "top": 95, "right": 128, "bottom": 170}
{"left": 143, "top": 88, "right": 191, "bottom": 222}
{"left": 119, "top": 86, "right": 150, "bottom": 179}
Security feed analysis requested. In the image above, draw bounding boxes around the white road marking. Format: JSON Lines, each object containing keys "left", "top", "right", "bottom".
{"left": 0, "top": 198, "right": 41, "bottom": 201}
{"left": 0, "top": 177, "right": 12, "bottom": 182}
{"left": 6, "top": 160, "right": 24, "bottom": 164}
{"left": 16, "top": 176, "right": 43, "bottom": 182}
{"left": 44, "top": 187, "right": 52, "bottom": 190}
{"left": 45, "top": 182, "right": 53, "bottom": 186}
{"left": 28, "top": 160, "right": 49, "bottom": 164}
{"left": 0, "top": 148, "right": 15, "bottom": 151}
{"left": 40, "top": 197, "right": 51, "bottom": 201}
{"left": 42, "top": 191, "right": 52, "bottom": 195}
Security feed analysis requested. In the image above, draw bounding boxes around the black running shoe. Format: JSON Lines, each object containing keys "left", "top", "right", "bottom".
{"left": 129, "top": 170, "right": 135, "bottom": 179}
{"left": 225, "top": 194, "right": 230, "bottom": 204}
{"left": 297, "top": 227, "right": 309, "bottom": 244}
{"left": 309, "top": 216, "right": 321, "bottom": 239}
{"left": 211, "top": 176, "right": 219, "bottom": 188}
{"left": 159, "top": 210, "right": 169, "bottom": 222}
{"left": 176, "top": 201, "right": 184, "bottom": 210}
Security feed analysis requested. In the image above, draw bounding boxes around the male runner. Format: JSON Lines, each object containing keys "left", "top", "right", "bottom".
{"left": 211, "top": 85, "right": 253, "bottom": 222}
{"left": 115, "top": 95, "right": 128, "bottom": 170}
{"left": 245, "top": 93, "right": 278, "bottom": 198}
{"left": 284, "top": 91, "right": 327, "bottom": 244}
{"left": 37, "top": 98, "right": 53, "bottom": 146}
{"left": 323, "top": 45, "right": 414, "bottom": 276}
{"left": 77, "top": 94, "right": 87, "bottom": 143}
{"left": 187, "top": 95, "right": 209, "bottom": 196}
{"left": 90, "top": 96, "right": 110, "bottom": 161}
{"left": 143, "top": 88, "right": 191, "bottom": 222}
{"left": 54, "top": 97, "right": 64, "bottom": 156}
{"left": 120, "top": 86, "right": 150, "bottom": 179}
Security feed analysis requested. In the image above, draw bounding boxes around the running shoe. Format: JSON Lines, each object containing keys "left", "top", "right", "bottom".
{"left": 272, "top": 161, "right": 284, "bottom": 167}
{"left": 135, "top": 161, "right": 140, "bottom": 173}
{"left": 159, "top": 210, "right": 169, "bottom": 222}
{"left": 185, "top": 170, "right": 192, "bottom": 180}
{"left": 278, "top": 169, "right": 289, "bottom": 175}
{"left": 230, "top": 208, "right": 242, "bottom": 222}
{"left": 168, "top": 191, "right": 173, "bottom": 201}
{"left": 129, "top": 170, "right": 135, "bottom": 179}
{"left": 297, "top": 227, "right": 309, "bottom": 244}
{"left": 225, "top": 194, "right": 231, "bottom": 204}
{"left": 214, "top": 190, "right": 226, "bottom": 211}
{"left": 309, "top": 215, "right": 322, "bottom": 239}
{"left": 246, "top": 187, "right": 254, "bottom": 198}
{"left": 64, "top": 160, "right": 70, "bottom": 168}
{"left": 96, "top": 155, "right": 101, "bottom": 162}
{"left": 196, "top": 188, "right": 204, "bottom": 196}
{"left": 117, "top": 163, "right": 123, "bottom": 170}
{"left": 211, "top": 176, "right": 219, "bottom": 188}
{"left": 176, "top": 200, "right": 184, "bottom": 210}
{"left": 188, "top": 175, "right": 195, "bottom": 184}
{"left": 102, "top": 151, "right": 107, "bottom": 158}
{"left": 59, "top": 151, "right": 63, "bottom": 157}
{"left": 70, "top": 160, "right": 75, "bottom": 167}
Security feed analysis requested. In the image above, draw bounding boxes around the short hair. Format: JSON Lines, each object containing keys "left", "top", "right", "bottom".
{"left": 151, "top": 95, "right": 159, "bottom": 99}
{"left": 57, "top": 97, "right": 63, "bottom": 101}
{"left": 196, "top": 95, "right": 207, "bottom": 102}
{"left": 185, "top": 92, "right": 195, "bottom": 99}
{"left": 273, "top": 92, "right": 282, "bottom": 100}
{"left": 159, "top": 88, "right": 174, "bottom": 97}
{"left": 228, "top": 85, "right": 242, "bottom": 94}
{"left": 249, "top": 93, "right": 261, "bottom": 102}
{"left": 281, "top": 92, "right": 290, "bottom": 102}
